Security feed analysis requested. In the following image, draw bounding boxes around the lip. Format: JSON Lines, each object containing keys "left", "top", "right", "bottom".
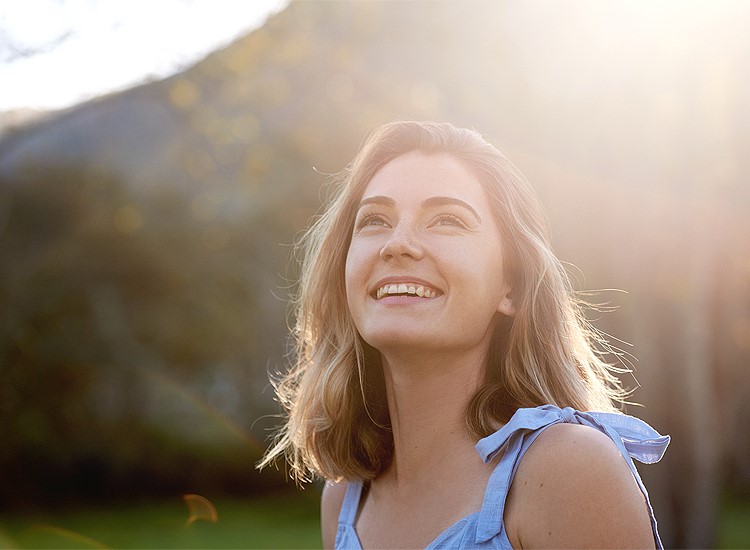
{"left": 370, "top": 276, "right": 443, "bottom": 299}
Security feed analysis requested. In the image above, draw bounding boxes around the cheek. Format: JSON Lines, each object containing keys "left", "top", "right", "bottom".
{"left": 344, "top": 253, "right": 356, "bottom": 299}
{"left": 345, "top": 237, "right": 377, "bottom": 278}
{"left": 344, "top": 245, "right": 365, "bottom": 302}
{"left": 461, "top": 241, "right": 507, "bottom": 297}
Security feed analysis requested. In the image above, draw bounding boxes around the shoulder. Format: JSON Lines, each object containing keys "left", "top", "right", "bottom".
{"left": 321, "top": 479, "right": 348, "bottom": 549}
{"left": 504, "top": 422, "right": 656, "bottom": 549}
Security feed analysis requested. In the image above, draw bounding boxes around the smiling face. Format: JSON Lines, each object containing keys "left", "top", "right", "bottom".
{"left": 345, "top": 151, "right": 515, "bottom": 358}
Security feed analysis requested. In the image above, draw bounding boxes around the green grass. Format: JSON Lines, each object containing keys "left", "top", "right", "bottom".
{"left": 2, "top": 490, "right": 748, "bottom": 549}
{"left": 0, "top": 492, "right": 322, "bottom": 549}
{"left": 718, "top": 492, "right": 750, "bottom": 549}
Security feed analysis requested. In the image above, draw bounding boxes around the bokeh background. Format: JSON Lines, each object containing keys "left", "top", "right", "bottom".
{"left": 1, "top": 1, "right": 749, "bottom": 548}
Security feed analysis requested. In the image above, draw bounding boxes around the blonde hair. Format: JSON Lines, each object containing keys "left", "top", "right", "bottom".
{"left": 259, "top": 121, "right": 628, "bottom": 483}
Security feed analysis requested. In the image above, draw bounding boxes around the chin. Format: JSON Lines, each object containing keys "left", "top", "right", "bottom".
{"left": 360, "top": 328, "right": 430, "bottom": 352}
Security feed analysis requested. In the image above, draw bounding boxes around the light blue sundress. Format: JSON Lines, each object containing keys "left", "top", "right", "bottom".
{"left": 335, "top": 404, "right": 670, "bottom": 549}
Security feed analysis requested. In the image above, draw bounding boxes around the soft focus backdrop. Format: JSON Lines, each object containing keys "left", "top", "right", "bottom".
{"left": 0, "top": 1, "right": 749, "bottom": 548}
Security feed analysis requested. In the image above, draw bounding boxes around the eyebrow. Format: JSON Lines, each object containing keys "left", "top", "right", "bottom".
{"left": 357, "top": 195, "right": 482, "bottom": 224}
{"left": 358, "top": 195, "right": 395, "bottom": 209}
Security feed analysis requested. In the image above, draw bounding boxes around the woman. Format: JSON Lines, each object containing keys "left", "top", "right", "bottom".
{"left": 260, "top": 121, "right": 669, "bottom": 549}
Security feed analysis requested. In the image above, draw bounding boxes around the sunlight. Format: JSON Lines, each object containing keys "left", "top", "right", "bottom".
{"left": 500, "top": 0, "right": 750, "bottom": 102}
{"left": 0, "top": 0, "right": 288, "bottom": 111}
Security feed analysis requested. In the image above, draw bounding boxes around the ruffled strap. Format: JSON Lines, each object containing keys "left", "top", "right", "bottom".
{"left": 473, "top": 405, "right": 669, "bottom": 546}
{"left": 475, "top": 405, "right": 669, "bottom": 464}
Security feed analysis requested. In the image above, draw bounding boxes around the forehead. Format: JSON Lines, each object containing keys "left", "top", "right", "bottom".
{"left": 362, "top": 152, "right": 486, "bottom": 203}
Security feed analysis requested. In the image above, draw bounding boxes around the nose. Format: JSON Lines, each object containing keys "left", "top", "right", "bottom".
{"left": 379, "top": 224, "right": 424, "bottom": 262}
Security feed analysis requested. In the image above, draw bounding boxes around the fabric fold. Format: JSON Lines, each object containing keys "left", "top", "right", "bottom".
{"left": 475, "top": 405, "right": 670, "bottom": 465}
{"left": 473, "top": 405, "right": 669, "bottom": 546}
{"left": 336, "top": 404, "right": 669, "bottom": 549}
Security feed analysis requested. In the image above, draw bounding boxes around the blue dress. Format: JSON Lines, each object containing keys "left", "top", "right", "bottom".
{"left": 335, "top": 405, "right": 670, "bottom": 549}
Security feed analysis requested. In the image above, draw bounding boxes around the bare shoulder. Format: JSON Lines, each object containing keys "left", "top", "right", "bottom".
{"left": 505, "top": 422, "right": 656, "bottom": 549}
{"left": 320, "top": 480, "right": 347, "bottom": 549}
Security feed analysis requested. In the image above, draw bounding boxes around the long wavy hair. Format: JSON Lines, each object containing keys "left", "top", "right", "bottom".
{"left": 259, "top": 120, "right": 629, "bottom": 483}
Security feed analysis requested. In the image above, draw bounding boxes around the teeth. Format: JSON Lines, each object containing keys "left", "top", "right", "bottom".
{"left": 375, "top": 283, "right": 438, "bottom": 299}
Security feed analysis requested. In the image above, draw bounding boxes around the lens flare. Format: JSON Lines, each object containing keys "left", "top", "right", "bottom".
{"left": 183, "top": 493, "right": 219, "bottom": 526}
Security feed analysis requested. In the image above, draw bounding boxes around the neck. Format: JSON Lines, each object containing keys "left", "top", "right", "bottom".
{"left": 378, "top": 347, "right": 487, "bottom": 488}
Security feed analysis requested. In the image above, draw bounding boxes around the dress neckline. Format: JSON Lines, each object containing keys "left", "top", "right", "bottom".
{"left": 343, "top": 479, "right": 486, "bottom": 550}
{"left": 336, "top": 405, "right": 670, "bottom": 549}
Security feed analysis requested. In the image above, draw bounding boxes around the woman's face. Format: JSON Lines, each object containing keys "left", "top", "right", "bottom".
{"left": 345, "top": 151, "right": 514, "bottom": 357}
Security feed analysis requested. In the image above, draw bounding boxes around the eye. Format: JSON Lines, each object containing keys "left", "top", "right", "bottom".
{"left": 431, "top": 213, "right": 467, "bottom": 228}
{"left": 355, "top": 211, "right": 390, "bottom": 230}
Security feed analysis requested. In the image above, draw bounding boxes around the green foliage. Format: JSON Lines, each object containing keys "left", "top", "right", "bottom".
{"left": 0, "top": 165, "right": 293, "bottom": 505}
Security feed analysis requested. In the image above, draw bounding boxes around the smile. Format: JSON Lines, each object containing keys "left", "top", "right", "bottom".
{"left": 375, "top": 283, "right": 440, "bottom": 300}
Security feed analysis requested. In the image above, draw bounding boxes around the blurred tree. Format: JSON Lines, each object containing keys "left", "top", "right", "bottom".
{"left": 0, "top": 164, "right": 290, "bottom": 507}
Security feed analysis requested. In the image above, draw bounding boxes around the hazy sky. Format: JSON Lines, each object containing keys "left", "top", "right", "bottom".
{"left": 0, "top": 0, "right": 287, "bottom": 112}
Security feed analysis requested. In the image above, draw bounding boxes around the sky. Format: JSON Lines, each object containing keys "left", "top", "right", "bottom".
{"left": 0, "top": 0, "right": 288, "bottom": 113}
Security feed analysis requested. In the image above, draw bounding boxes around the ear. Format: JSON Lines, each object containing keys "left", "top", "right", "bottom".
{"left": 497, "top": 289, "right": 516, "bottom": 317}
